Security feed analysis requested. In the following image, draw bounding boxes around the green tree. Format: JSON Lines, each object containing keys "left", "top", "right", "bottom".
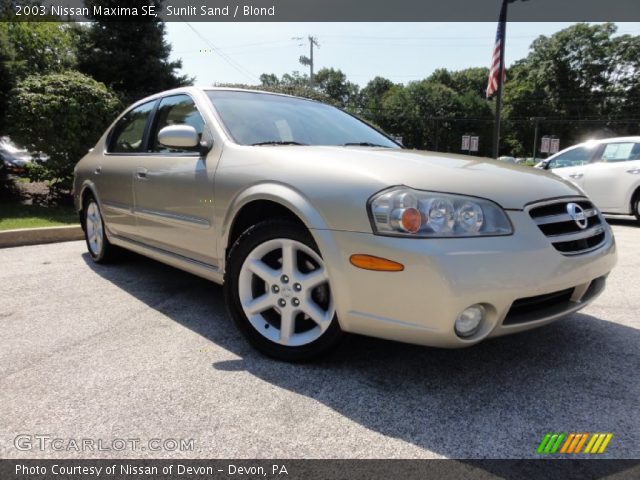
{"left": 503, "top": 23, "right": 640, "bottom": 156}
{"left": 7, "top": 72, "right": 120, "bottom": 194}
{"left": 427, "top": 68, "right": 490, "bottom": 98}
{"left": 259, "top": 73, "right": 280, "bottom": 87}
{"left": 77, "top": 0, "right": 191, "bottom": 104}
{"left": 0, "top": 21, "right": 79, "bottom": 131}
{"left": 359, "top": 76, "right": 396, "bottom": 125}
{"left": 313, "top": 67, "right": 359, "bottom": 109}
{"left": 2, "top": 22, "right": 77, "bottom": 78}
{"left": 280, "top": 71, "right": 311, "bottom": 87}
{"left": 216, "top": 82, "right": 334, "bottom": 104}
{"left": 379, "top": 81, "right": 466, "bottom": 151}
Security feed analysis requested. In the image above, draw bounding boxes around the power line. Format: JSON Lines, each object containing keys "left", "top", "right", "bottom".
{"left": 183, "top": 22, "right": 258, "bottom": 83}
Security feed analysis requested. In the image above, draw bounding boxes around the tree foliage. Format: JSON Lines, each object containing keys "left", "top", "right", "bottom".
{"left": 0, "top": 21, "right": 79, "bottom": 131}
{"left": 217, "top": 82, "right": 335, "bottom": 105}
{"left": 313, "top": 68, "right": 360, "bottom": 108}
{"left": 257, "top": 23, "right": 640, "bottom": 157}
{"left": 7, "top": 72, "right": 120, "bottom": 193}
{"left": 503, "top": 23, "right": 640, "bottom": 154}
{"left": 355, "top": 71, "right": 493, "bottom": 153}
{"left": 77, "top": 0, "right": 191, "bottom": 104}
{"left": 260, "top": 68, "right": 358, "bottom": 108}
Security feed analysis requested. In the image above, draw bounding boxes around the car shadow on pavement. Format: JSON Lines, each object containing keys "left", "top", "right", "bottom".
{"left": 82, "top": 252, "right": 639, "bottom": 460}
{"left": 604, "top": 216, "right": 638, "bottom": 228}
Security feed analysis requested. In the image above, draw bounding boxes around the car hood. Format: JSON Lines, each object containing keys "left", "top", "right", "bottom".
{"left": 257, "top": 146, "right": 583, "bottom": 209}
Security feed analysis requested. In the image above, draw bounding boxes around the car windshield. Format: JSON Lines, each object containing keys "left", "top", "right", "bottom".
{"left": 206, "top": 90, "right": 399, "bottom": 148}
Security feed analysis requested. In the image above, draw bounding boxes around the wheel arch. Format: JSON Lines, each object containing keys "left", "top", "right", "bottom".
{"left": 221, "top": 183, "right": 331, "bottom": 261}
{"left": 78, "top": 181, "right": 101, "bottom": 230}
{"left": 631, "top": 183, "right": 640, "bottom": 204}
{"left": 631, "top": 183, "right": 640, "bottom": 216}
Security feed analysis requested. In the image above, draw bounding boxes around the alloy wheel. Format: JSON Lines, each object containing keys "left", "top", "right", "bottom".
{"left": 86, "top": 202, "right": 104, "bottom": 256}
{"left": 238, "top": 238, "right": 335, "bottom": 347}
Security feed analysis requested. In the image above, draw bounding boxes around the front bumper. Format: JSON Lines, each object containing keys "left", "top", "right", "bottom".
{"left": 312, "top": 210, "right": 617, "bottom": 348}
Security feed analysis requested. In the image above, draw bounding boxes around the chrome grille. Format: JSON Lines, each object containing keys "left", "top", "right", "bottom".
{"left": 528, "top": 199, "right": 606, "bottom": 255}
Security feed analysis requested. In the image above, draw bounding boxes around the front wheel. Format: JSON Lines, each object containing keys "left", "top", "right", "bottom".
{"left": 224, "top": 221, "right": 343, "bottom": 361}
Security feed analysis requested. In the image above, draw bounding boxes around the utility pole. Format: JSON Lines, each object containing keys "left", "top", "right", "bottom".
{"left": 294, "top": 35, "right": 319, "bottom": 86}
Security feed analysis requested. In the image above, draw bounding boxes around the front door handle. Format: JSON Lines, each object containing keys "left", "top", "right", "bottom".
{"left": 569, "top": 173, "right": 583, "bottom": 179}
{"left": 136, "top": 168, "right": 148, "bottom": 180}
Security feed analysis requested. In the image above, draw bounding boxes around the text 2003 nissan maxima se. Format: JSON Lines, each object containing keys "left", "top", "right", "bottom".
{"left": 74, "top": 87, "right": 617, "bottom": 361}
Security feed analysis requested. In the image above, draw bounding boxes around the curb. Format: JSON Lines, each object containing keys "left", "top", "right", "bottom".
{"left": 0, "top": 225, "right": 84, "bottom": 248}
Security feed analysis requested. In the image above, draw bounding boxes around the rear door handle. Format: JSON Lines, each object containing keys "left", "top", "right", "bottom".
{"left": 627, "top": 168, "right": 640, "bottom": 175}
{"left": 94, "top": 166, "right": 102, "bottom": 175}
{"left": 569, "top": 173, "right": 583, "bottom": 179}
{"left": 136, "top": 168, "right": 148, "bottom": 180}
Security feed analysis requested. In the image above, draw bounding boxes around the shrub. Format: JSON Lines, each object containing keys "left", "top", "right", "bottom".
{"left": 7, "top": 71, "right": 120, "bottom": 194}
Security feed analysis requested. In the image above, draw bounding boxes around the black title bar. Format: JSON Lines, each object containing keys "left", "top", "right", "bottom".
{"left": 1, "top": 459, "right": 640, "bottom": 480}
{"left": 4, "top": 0, "right": 640, "bottom": 22}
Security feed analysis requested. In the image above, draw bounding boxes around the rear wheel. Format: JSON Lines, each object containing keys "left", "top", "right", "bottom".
{"left": 83, "top": 197, "right": 117, "bottom": 263}
{"left": 224, "top": 221, "right": 343, "bottom": 361}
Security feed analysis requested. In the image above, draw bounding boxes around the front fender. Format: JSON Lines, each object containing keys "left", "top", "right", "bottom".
{"left": 218, "top": 181, "right": 332, "bottom": 261}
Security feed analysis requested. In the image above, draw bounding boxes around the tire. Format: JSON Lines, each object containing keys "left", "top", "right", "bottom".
{"left": 633, "top": 192, "right": 640, "bottom": 225}
{"left": 224, "top": 220, "right": 343, "bottom": 361}
{"left": 83, "top": 196, "right": 117, "bottom": 263}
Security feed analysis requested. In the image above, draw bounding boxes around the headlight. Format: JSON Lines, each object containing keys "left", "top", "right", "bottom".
{"left": 368, "top": 187, "right": 513, "bottom": 237}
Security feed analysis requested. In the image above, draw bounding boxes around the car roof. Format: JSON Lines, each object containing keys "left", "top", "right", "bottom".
{"left": 127, "top": 86, "right": 315, "bottom": 111}
{"left": 580, "top": 136, "right": 640, "bottom": 145}
{"left": 547, "top": 136, "right": 640, "bottom": 159}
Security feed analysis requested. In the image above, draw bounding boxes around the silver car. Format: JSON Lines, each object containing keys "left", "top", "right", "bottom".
{"left": 538, "top": 137, "right": 640, "bottom": 224}
{"left": 74, "top": 87, "right": 617, "bottom": 360}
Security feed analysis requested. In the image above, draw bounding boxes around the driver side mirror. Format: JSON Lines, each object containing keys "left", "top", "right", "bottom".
{"left": 158, "top": 125, "right": 200, "bottom": 149}
{"left": 157, "top": 125, "right": 212, "bottom": 156}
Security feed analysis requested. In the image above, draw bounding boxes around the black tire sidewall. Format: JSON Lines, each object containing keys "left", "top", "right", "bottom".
{"left": 224, "top": 220, "right": 343, "bottom": 361}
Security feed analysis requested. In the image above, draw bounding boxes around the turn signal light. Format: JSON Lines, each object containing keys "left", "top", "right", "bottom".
{"left": 349, "top": 254, "right": 404, "bottom": 272}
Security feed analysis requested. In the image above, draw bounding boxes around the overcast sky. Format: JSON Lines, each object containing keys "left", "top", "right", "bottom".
{"left": 165, "top": 22, "right": 640, "bottom": 87}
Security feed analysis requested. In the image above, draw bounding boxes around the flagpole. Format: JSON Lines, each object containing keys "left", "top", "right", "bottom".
{"left": 492, "top": 0, "right": 508, "bottom": 159}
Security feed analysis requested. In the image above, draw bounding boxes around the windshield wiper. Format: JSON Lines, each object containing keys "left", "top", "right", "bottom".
{"left": 251, "top": 141, "right": 307, "bottom": 146}
{"left": 343, "top": 142, "right": 392, "bottom": 148}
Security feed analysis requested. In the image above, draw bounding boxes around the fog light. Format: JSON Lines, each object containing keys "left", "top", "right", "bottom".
{"left": 455, "top": 304, "right": 485, "bottom": 338}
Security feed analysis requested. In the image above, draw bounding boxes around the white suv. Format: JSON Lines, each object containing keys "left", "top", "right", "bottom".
{"left": 539, "top": 137, "right": 640, "bottom": 224}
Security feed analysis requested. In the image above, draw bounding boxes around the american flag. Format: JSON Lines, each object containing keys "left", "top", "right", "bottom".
{"left": 486, "top": 1, "right": 508, "bottom": 98}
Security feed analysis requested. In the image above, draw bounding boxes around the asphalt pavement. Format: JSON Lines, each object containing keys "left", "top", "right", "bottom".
{"left": 1, "top": 218, "right": 638, "bottom": 459}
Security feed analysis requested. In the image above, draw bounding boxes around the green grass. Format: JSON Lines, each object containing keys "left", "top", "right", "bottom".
{"left": 0, "top": 202, "right": 78, "bottom": 231}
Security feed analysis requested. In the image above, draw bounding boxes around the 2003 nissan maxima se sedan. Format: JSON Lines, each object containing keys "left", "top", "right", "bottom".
{"left": 74, "top": 87, "right": 617, "bottom": 361}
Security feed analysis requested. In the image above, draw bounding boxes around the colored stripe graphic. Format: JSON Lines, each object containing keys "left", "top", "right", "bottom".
{"left": 538, "top": 433, "right": 612, "bottom": 454}
{"left": 537, "top": 433, "right": 551, "bottom": 454}
{"left": 550, "top": 433, "right": 565, "bottom": 453}
{"left": 560, "top": 433, "right": 575, "bottom": 453}
{"left": 598, "top": 434, "right": 613, "bottom": 453}
{"left": 574, "top": 433, "right": 589, "bottom": 453}
{"left": 584, "top": 434, "right": 599, "bottom": 453}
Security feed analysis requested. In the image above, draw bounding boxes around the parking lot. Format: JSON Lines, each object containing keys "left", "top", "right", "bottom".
{"left": 0, "top": 219, "right": 638, "bottom": 459}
